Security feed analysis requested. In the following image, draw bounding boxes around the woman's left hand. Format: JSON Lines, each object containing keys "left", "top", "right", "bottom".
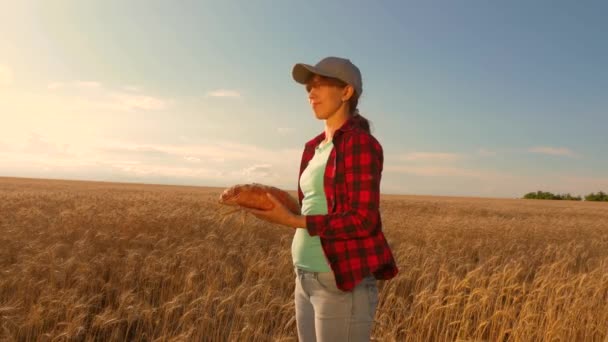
{"left": 245, "top": 193, "right": 298, "bottom": 228}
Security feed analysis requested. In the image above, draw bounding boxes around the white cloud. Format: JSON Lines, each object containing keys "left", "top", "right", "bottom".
{"left": 46, "top": 80, "right": 168, "bottom": 111}
{"left": 242, "top": 164, "right": 274, "bottom": 178}
{"left": 109, "top": 162, "right": 220, "bottom": 178}
{"left": 23, "top": 133, "right": 71, "bottom": 156}
{"left": 74, "top": 81, "right": 101, "bottom": 88}
{"left": 0, "top": 140, "right": 12, "bottom": 152}
{"left": 184, "top": 156, "right": 201, "bottom": 163}
{"left": 384, "top": 149, "right": 507, "bottom": 183}
{"left": 477, "top": 148, "right": 497, "bottom": 157}
{"left": 0, "top": 65, "right": 13, "bottom": 86}
{"left": 397, "top": 152, "right": 464, "bottom": 162}
{"left": 277, "top": 127, "right": 294, "bottom": 135}
{"left": 47, "top": 82, "right": 63, "bottom": 90}
{"left": 205, "top": 89, "right": 241, "bottom": 98}
{"left": 99, "top": 139, "right": 301, "bottom": 166}
{"left": 528, "top": 146, "right": 576, "bottom": 157}
{"left": 109, "top": 93, "right": 167, "bottom": 111}
{"left": 122, "top": 85, "right": 141, "bottom": 92}
{"left": 47, "top": 81, "right": 101, "bottom": 90}
{"left": 385, "top": 165, "right": 487, "bottom": 178}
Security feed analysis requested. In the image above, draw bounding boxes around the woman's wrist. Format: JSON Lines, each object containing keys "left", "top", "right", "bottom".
{"left": 289, "top": 214, "right": 307, "bottom": 229}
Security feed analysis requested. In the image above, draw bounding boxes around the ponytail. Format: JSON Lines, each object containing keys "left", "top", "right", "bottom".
{"left": 348, "top": 92, "right": 372, "bottom": 134}
{"left": 352, "top": 110, "right": 371, "bottom": 134}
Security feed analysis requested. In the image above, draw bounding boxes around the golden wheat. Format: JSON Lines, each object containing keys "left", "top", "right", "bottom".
{"left": 1, "top": 177, "right": 607, "bottom": 341}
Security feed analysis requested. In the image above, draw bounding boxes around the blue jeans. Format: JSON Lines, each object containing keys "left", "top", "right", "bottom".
{"left": 294, "top": 266, "right": 379, "bottom": 342}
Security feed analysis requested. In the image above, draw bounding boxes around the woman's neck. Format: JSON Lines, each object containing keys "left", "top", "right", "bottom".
{"left": 323, "top": 106, "right": 350, "bottom": 143}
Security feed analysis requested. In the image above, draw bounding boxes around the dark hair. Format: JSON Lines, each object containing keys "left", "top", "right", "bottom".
{"left": 307, "top": 75, "right": 372, "bottom": 133}
{"left": 346, "top": 92, "right": 371, "bottom": 134}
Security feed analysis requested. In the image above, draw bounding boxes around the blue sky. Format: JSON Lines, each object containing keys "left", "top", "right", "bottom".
{"left": 0, "top": 1, "right": 606, "bottom": 198}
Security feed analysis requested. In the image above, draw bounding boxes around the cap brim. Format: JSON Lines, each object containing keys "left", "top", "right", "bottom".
{"left": 292, "top": 63, "right": 336, "bottom": 84}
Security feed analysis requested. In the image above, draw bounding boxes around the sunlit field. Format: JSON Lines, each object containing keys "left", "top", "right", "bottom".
{"left": 1, "top": 177, "right": 607, "bottom": 341}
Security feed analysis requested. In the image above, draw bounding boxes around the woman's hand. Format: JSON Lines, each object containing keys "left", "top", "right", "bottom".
{"left": 245, "top": 193, "right": 304, "bottom": 228}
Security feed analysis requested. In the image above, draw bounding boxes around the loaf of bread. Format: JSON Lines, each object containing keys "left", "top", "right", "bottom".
{"left": 218, "top": 183, "right": 301, "bottom": 214}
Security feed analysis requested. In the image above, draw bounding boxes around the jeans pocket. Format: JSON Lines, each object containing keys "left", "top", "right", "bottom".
{"left": 316, "top": 272, "right": 346, "bottom": 295}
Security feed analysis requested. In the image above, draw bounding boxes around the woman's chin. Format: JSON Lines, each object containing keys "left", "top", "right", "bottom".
{"left": 313, "top": 111, "right": 329, "bottom": 120}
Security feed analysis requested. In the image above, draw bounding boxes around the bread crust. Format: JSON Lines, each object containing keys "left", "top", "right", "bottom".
{"left": 219, "top": 183, "right": 301, "bottom": 214}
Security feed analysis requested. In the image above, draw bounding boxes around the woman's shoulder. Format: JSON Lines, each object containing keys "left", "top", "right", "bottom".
{"left": 342, "top": 127, "right": 383, "bottom": 151}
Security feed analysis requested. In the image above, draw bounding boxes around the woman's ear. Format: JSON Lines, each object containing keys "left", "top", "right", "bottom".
{"left": 342, "top": 85, "right": 355, "bottom": 102}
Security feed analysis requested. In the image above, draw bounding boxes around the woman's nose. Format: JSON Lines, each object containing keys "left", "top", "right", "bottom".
{"left": 308, "top": 90, "right": 317, "bottom": 101}
{"left": 308, "top": 95, "right": 317, "bottom": 104}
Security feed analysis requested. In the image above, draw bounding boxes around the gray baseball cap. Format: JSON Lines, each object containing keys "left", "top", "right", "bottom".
{"left": 292, "top": 56, "right": 363, "bottom": 96}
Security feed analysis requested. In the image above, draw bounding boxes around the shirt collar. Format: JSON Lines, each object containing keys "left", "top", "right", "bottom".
{"left": 304, "top": 115, "right": 358, "bottom": 148}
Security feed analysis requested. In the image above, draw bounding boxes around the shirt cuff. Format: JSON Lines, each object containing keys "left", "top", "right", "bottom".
{"left": 305, "top": 214, "right": 326, "bottom": 237}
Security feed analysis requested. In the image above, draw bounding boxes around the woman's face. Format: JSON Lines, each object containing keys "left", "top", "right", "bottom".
{"left": 306, "top": 74, "right": 351, "bottom": 120}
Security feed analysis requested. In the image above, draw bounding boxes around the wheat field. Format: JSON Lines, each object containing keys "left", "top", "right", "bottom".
{"left": 1, "top": 176, "right": 607, "bottom": 342}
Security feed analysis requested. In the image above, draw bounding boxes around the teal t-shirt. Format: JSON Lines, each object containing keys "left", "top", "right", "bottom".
{"left": 291, "top": 139, "right": 333, "bottom": 272}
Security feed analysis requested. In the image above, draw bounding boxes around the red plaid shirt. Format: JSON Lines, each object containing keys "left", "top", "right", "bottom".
{"left": 298, "top": 115, "right": 399, "bottom": 291}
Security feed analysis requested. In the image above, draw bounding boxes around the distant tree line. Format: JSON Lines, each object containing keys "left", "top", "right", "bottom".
{"left": 523, "top": 190, "right": 608, "bottom": 201}
{"left": 585, "top": 191, "right": 608, "bottom": 202}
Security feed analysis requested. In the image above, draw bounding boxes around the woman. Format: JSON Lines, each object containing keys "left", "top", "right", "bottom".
{"left": 247, "top": 56, "right": 399, "bottom": 342}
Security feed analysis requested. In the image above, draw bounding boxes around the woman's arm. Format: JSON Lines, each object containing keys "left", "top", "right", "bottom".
{"left": 286, "top": 214, "right": 307, "bottom": 229}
